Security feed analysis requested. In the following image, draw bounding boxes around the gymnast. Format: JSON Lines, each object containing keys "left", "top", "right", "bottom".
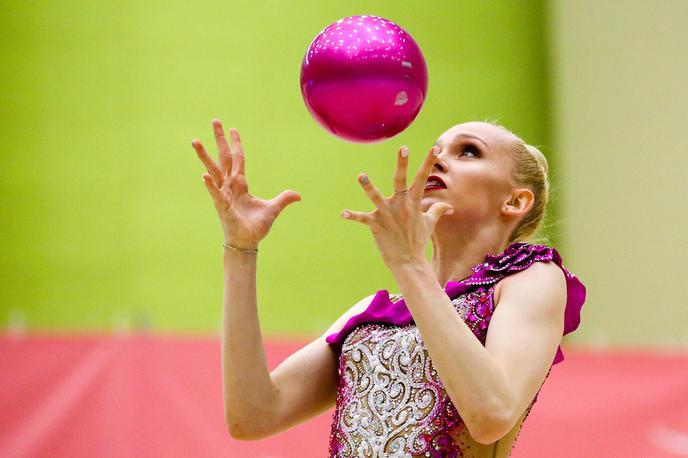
{"left": 191, "top": 119, "right": 586, "bottom": 457}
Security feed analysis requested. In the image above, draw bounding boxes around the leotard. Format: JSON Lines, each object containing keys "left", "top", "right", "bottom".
{"left": 325, "top": 242, "right": 587, "bottom": 457}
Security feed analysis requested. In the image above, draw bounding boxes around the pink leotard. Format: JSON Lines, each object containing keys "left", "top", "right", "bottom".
{"left": 325, "top": 242, "right": 587, "bottom": 457}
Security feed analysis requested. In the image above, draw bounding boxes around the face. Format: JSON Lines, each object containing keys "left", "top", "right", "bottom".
{"left": 422, "top": 122, "right": 518, "bottom": 223}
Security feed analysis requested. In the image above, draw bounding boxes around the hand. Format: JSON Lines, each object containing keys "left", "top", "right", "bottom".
{"left": 192, "top": 119, "right": 302, "bottom": 249}
{"left": 341, "top": 145, "right": 454, "bottom": 267}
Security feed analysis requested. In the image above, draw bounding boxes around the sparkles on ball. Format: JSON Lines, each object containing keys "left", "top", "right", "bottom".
{"left": 300, "top": 15, "right": 428, "bottom": 143}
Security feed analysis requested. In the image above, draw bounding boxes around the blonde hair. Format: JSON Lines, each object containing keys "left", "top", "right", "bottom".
{"left": 487, "top": 121, "right": 551, "bottom": 245}
{"left": 508, "top": 141, "right": 550, "bottom": 244}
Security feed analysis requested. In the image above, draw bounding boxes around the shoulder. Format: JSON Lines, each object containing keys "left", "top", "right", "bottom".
{"left": 482, "top": 242, "right": 586, "bottom": 364}
{"left": 322, "top": 294, "right": 376, "bottom": 337}
{"left": 494, "top": 260, "right": 567, "bottom": 320}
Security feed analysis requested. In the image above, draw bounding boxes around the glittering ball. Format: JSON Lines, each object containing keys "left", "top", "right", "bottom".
{"left": 300, "top": 15, "right": 428, "bottom": 143}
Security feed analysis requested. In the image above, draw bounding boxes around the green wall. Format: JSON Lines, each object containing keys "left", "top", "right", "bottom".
{"left": 1, "top": 1, "right": 551, "bottom": 337}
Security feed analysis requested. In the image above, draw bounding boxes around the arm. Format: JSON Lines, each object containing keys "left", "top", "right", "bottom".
{"left": 390, "top": 260, "right": 566, "bottom": 444}
{"left": 265, "top": 294, "right": 374, "bottom": 437}
{"left": 190, "top": 119, "right": 307, "bottom": 438}
{"left": 192, "top": 119, "right": 374, "bottom": 439}
{"left": 222, "top": 257, "right": 373, "bottom": 442}
{"left": 221, "top": 248, "right": 274, "bottom": 439}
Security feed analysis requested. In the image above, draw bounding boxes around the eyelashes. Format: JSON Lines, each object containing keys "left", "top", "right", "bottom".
{"left": 433, "top": 142, "right": 482, "bottom": 158}
{"left": 460, "top": 143, "right": 480, "bottom": 157}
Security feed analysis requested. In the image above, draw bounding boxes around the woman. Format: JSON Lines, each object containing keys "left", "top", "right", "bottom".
{"left": 192, "top": 119, "right": 586, "bottom": 457}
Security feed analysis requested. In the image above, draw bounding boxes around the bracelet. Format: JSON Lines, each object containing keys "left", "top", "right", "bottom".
{"left": 223, "top": 242, "right": 259, "bottom": 254}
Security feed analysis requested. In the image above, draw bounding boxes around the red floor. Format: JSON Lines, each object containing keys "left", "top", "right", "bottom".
{"left": 1, "top": 334, "right": 687, "bottom": 457}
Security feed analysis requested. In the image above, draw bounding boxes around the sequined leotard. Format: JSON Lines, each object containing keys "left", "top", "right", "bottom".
{"left": 325, "top": 242, "right": 587, "bottom": 457}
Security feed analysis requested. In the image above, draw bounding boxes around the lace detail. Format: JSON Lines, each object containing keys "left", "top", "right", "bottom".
{"left": 328, "top": 289, "right": 495, "bottom": 457}
{"left": 327, "top": 242, "right": 587, "bottom": 455}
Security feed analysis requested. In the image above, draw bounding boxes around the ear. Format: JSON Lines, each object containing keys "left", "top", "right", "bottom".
{"left": 501, "top": 188, "right": 534, "bottom": 217}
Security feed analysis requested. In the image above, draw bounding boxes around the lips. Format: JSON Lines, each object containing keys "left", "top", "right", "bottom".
{"left": 425, "top": 175, "right": 447, "bottom": 190}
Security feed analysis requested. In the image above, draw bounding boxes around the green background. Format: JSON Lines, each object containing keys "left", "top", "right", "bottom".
{"left": 1, "top": 1, "right": 551, "bottom": 337}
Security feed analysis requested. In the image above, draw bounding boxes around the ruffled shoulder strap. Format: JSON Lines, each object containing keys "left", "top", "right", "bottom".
{"left": 462, "top": 242, "right": 587, "bottom": 364}
{"left": 326, "top": 242, "right": 586, "bottom": 365}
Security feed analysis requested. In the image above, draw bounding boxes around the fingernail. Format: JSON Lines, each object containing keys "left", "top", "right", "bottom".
{"left": 400, "top": 147, "right": 409, "bottom": 158}
{"left": 360, "top": 175, "right": 369, "bottom": 185}
{"left": 446, "top": 208, "right": 454, "bottom": 215}
{"left": 433, "top": 147, "right": 440, "bottom": 157}
{"left": 341, "top": 211, "right": 350, "bottom": 219}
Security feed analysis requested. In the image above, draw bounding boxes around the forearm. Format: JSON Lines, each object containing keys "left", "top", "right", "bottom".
{"left": 389, "top": 260, "right": 512, "bottom": 437}
{"left": 222, "top": 248, "right": 278, "bottom": 433}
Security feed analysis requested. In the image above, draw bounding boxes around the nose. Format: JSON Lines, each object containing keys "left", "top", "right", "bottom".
{"left": 433, "top": 152, "right": 447, "bottom": 173}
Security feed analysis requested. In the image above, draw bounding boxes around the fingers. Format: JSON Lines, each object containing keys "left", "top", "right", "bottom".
{"left": 427, "top": 202, "right": 454, "bottom": 223}
{"left": 341, "top": 209, "right": 375, "bottom": 226}
{"left": 192, "top": 140, "right": 224, "bottom": 187}
{"left": 229, "top": 128, "right": 245, "bottom": 176}
{"left": 393, "top": 146, "right": 409, "bottom": 193}
{"left": 410, "top": 145, "right": 440, "bottom": 201}
{"left": 358, "top": 173, "right": 395, "bottom": 217}
{"left": 202, "top": 173, "right": 223, "bottom": 203}
{"left": 358, "top": 173, "right": 389, "bottom": 209}
{"left": 212, "top": 119, "right": 233, "bottom": 177}
{"left": 339, "top": 173, "right": 388, "bottom": 227}
{"left": 355, "top": 173, "right": 396, "bottom": 227}
{"left": 270, "top": 189, "right": 302, "bottom": 214}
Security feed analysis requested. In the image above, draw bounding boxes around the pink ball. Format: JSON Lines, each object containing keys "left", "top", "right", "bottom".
{"left": 300, "top": 15, "right": 428, "bottom": 143}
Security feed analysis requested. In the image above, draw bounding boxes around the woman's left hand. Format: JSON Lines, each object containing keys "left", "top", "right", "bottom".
{"left": 341, "top": 145, "right": 454, "bottom": 268}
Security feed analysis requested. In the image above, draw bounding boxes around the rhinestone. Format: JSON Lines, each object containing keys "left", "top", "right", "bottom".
{"left": 327, "top": 243, "right": 564, "bottom": 457}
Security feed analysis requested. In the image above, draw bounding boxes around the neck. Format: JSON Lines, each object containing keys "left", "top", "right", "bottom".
{"left": 430, "top": 217, "right": 512, "bottom": 288}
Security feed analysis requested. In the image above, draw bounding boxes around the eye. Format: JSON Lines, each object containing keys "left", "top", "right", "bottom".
{"left": 460, "top": 144, "right": 480, "bottom": 157}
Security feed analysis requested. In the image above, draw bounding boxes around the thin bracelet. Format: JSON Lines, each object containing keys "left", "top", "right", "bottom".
{"left": 223, "top": 242, "right": 259, "bottom": 254}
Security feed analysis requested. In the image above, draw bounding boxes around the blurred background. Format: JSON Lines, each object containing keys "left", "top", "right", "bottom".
{"left": 1, "top": 0, "right": 686, "bottom": 457}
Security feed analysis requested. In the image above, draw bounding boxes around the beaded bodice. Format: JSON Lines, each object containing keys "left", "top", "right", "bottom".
{"left": 328, "top": 288, "right": 537, "bottom": 457}
{"left": 325, "top": 242, "right": 587, "bottom": 457}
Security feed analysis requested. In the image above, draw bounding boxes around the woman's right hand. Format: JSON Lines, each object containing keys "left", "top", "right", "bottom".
{"left": 192, "top": 119, "right": 302, "bottom": 249}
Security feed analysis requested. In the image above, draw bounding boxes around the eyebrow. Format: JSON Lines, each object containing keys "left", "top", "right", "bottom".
{"left": 433, "top": 133, "right": 490, "bottom": 151}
